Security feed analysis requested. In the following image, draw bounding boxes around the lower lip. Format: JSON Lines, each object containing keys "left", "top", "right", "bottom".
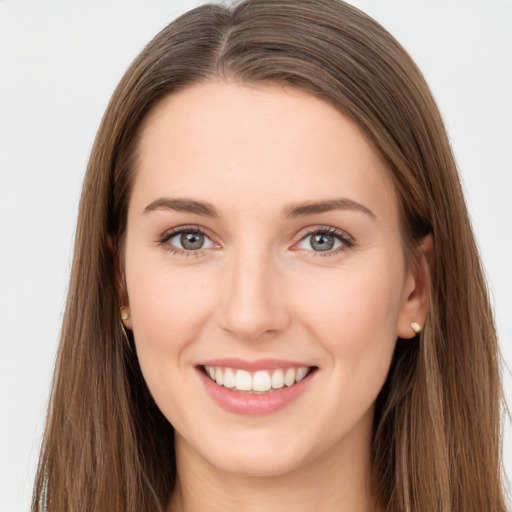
{"left": 198, "top": 368, "right": 316, "bottom": 415}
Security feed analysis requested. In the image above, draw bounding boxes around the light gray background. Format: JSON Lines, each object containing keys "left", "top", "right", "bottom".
{"left": 0, "top": 1, "right": 511, "bottom": 510}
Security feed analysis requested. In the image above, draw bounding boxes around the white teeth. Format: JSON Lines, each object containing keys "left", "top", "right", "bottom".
{"left": 253, "top": 370, "right": 272, "bottom": 392}
{"left": 204, "top": 365, "right": 311, "bottom": 392}
{"left": 296, "top": 367, "right": 308, "bottom": 382}
{"left": 271, "top": 369, "right": 284, "bottom": 389}
{"left": 215, "top": 367, "right": 224, "bottom": 386}
{"left": 223, "top": 367, "right": 235, "bottom": 388}
{"left": 235, "top": 369, "right": 252, "bottom": 391}
{"left": 284, "top": 368, "right": 296, "bottom": 387}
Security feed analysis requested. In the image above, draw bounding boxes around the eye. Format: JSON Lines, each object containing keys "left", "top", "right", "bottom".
{"left": 160, "top": 227, "right": 216, "bottom": 254}
{"left": 295, "top": 227, "right": 353, "bottom": 254}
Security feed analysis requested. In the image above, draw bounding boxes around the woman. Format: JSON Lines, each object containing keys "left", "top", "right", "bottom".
{"left": 32, "top": 0, "right": 508, "bottom": 510}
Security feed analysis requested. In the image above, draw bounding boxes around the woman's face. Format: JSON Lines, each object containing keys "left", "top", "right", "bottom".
{"left": 123, "top": 82, "right": 425, "bottom": 477}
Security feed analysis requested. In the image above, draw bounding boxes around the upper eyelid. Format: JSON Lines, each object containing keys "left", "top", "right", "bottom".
{"left": 295, "top": 225, "right": 354, "bottom": 243}
{"left": 158, "top": 224, "right": 354, "bottom": 250}
{"left": 160, "top": 225, "right": 215, "bottom": 242}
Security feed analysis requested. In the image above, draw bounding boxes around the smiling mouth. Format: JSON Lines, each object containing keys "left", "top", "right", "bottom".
{"left": 202, "top": 365, "right": 317, "bottom": 394}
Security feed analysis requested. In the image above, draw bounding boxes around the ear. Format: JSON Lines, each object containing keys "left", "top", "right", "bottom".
{"left": 397, "top": 233, "right": 433, "bottom": 339}
{"left": 108, "top": 235, "right": 133, "bottom": 330}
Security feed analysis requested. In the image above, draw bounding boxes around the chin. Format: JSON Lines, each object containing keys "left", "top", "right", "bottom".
{"left": 187, "top": 428, "right": 315, "bottom": 478}
{"left": 209, "top": 449, "right": 307, "bottom": 478}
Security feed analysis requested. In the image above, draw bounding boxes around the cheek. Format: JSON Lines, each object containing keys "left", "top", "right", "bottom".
{"left": 292, "top": 259, "right": 404, "bottom": 387}
{"left": 124, "top": 255, "right": 218, "bottom": 396}
{"left": 124, "top": 261, "right": 222, "bottom": 426}
{"left": 298, "top": 258, "right": 402, "bottom": 330}
{"left": 128, "top": 262, "right": 216, "bottom": 344}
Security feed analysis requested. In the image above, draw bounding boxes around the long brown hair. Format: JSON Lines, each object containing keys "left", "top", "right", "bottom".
{"left": 32, "top": 1, "right": 508, "bottom": 510}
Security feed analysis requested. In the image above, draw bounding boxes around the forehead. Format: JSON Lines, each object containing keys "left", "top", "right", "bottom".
{"left": 130, "top": 81, "right": 397, "bottom": 222}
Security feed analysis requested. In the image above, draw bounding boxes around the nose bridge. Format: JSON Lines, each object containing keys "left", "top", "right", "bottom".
{"left": 219, "top": 241, "right": 290, "bottom": 340}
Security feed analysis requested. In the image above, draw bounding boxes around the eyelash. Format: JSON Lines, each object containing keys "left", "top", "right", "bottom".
{"left": 297, "top": 226, "right": 355, "bottom": 257}
{"left": 158, "top": 225, "right": 355, "bottom": 258}
{"left": 158, "top": 225, "right": 213, "bottom": 258}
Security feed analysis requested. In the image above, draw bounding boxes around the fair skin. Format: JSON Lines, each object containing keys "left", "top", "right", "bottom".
{"left": 121, "top": 81, "right": 431, "bottom": 512}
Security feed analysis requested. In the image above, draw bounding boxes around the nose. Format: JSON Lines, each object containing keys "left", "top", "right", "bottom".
{"left": 217, "top": 247, "right": 291, "bottom": 341}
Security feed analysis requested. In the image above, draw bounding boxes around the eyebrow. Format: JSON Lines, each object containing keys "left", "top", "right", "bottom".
{"left": 143, "top": 196, "right": 375, "bottom": 220}
{"left": 144, "top": 197, "right": 219, "bottom": 217}
{"left": 282, "top": 198, "right": 375, "bottom": 219}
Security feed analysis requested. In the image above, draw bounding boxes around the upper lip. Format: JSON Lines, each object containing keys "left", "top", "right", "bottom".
{"left": 196, "top": 358, "right": 315, "bottom": 372}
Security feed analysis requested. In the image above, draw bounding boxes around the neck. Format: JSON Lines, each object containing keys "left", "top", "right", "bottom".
{"left": 167, "top": 419, "right": 380, "bottom": 512}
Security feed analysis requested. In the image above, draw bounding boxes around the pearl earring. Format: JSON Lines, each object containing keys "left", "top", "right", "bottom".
{"left": 411, "top": 322, "right": 422, "bottom": 334}
{"left": 120, "top": 306, "right": 131, "bottom": 321}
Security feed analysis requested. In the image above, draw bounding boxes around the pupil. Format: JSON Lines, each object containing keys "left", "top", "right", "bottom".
{"left": 181, "top": 232, "right": 204, "bottom": 250}
{"left": 311, "top": 233, "right": 334, "bottom": 251}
